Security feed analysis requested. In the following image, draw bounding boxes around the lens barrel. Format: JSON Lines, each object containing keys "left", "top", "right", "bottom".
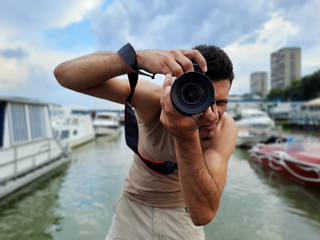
{"left": 171, "top": 71, "right": 215, "bottom": 115}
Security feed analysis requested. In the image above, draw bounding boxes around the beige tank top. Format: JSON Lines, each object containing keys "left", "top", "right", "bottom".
{"left": 122, "top": 113, "right": 185, "bottom": 208}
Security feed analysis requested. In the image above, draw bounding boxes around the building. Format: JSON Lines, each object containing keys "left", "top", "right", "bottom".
{"left": 270, "top": 47, "right": 301, "bottom": 89}
{"left": 250, "top": 72, "right": 268, "bottom": 97}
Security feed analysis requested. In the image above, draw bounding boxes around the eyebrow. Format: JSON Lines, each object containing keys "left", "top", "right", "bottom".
{"left": 216, "top": 99, "right": 229, "bottom": 104}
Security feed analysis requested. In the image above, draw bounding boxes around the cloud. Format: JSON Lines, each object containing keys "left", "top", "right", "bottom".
{"left": 0, "top": 0, "right": 319, "bottom": 109}
{"left": 91, "top": 0, "right": 274, "bottom": 50}
{"left": 0, "top": 0, "right": 103, "bottom": 43}
{"left": 225, "top": 12, "right": 300, "bottom": 94}
{"left": 0, "top": 58, "right": 29, "bottom": 89}
{"left": 0, "top": 47, "right": 28, "bottom": 59}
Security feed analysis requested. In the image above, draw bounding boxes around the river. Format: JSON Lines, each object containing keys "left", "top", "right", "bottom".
{"left": 0, "top": 127, "right": 319, "bottom": 240}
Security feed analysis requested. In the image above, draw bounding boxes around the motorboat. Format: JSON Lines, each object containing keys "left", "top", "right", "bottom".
{"left": 249, "top": 137, "right": 320, "bottom": 187}
{"left": 50, "top": 105, "right": 95, "bottom": 148}
{"left": 236, "top": 126, "right": 271, "bottom": 148}
{"left": 92, "top": 111, "right": 121, "bottom": 136}
{"left": 0, "top": 97, "right": 70, "bottom": 199}
{"left": 234, "top": 108, "right": 275, "bottom": 128}
{"left": 236, "top": 124, "right": 284, "bottom": 148}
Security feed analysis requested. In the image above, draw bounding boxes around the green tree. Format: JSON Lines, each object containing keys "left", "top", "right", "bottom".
{"left": 267, "top": 69, "right": 320, "bottom": 100}
{"left": 301, "top": 69, "right": 320, "bottom": 100}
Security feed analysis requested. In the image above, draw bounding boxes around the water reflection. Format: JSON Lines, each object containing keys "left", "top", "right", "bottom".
{"left": 1, "top": 131, "right": 319, "bottom": 240}
{"left": 204, "top": 147, "right": 320, "bottom": 240}
{"left": 249, "top": 160, "right": 320, "bottom": 223}
{"left": 52, "top": 131, "right": 131, "bottom": 240}
{"left": 0, "top": 164, "right": 69, "bottom": 240}
{"left": 234, "top": 146, "right": 320, "bottom": 223}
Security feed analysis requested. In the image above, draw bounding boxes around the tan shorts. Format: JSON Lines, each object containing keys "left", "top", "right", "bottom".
{"left": 105, "top": 197, "right": 205, "bottom": 240}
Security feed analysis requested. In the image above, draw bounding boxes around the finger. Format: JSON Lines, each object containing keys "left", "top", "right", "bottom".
{"left": 160, "top": 85, "right": 172, "bottom": 111}
{"left": 165, "top": 59, "right": 184, "bottom": 77}
{"left": 211, "top": 104, "right": 219, "bottom": 121}
{"left": 162, "top": 74, "right": 173, "bottom": 91}
{"left": 175, "top": 54, "right": 194, "bottom": 73}
{"left": 183, "top": 50, "right": 207, "bottom": 72}
{"left": 203, "top": 107, "right": 215, "bottom": 122}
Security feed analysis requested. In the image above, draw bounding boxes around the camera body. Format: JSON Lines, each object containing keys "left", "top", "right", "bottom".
{"left": 170, "top": 64, "right": 215, "bottom": 115}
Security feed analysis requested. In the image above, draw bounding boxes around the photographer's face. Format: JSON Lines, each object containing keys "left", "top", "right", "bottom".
{"left": 199, "top": 79, "right": 230, "bottom": 141}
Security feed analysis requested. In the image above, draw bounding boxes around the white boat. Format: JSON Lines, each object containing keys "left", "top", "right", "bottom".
{"left": 234, "top": 108, "right": 275, "bottom": 128}
{"left": 0, "top": 97, "right": 70, "bottom": 199}
{"left": 236, "top": 126, "right": 270, "bottom": 148}
{"left": 50, "top": 105, "right": 95, "bottom": 148}
{"left": 92, "top": 112, "right": 121, "bottom": 136}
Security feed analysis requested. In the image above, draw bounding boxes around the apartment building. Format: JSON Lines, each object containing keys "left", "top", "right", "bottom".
{"left": 270, "top": 47, "right": 301, "bottom": 89}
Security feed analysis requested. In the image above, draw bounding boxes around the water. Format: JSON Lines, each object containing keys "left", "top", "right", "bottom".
{"left": 1, "top": 127, "right": 320, "bottom": 240}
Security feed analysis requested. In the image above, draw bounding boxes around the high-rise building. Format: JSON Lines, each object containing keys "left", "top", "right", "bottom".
{"left": 250, "top": 72, "right": 268, "bottom": 97}
{"left": 270, "top": 47, "right": 301, "bottom": 89}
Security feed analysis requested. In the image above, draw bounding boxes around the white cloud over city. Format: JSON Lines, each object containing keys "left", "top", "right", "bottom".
{"left": 0, "top": 0, "right": 319, "bottom": 109}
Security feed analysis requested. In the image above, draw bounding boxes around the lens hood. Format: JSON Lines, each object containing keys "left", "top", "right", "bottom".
{"left": 171, "top": 71, "right": 215, "bottom": 115}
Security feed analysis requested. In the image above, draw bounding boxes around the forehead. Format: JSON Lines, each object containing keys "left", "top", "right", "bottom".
{"left": 212, "top": 80, "right": 230, "bottom": 99}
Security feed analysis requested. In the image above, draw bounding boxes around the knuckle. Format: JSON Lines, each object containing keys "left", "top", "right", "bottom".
{"left": 172, "top": 66, "right": 183, "bottom": 76}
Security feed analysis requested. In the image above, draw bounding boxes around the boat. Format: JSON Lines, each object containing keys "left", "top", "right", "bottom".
{"left": 0, "top": 97, "right": 70, "bottom": 199}
{"left": 249, "top": 137, "right": 320, "bottom": 187}
{"left": 50, "top": 105, "right": 95, "bottom": 148}
{"left": 236, "top": 126, "right": 271, "bottom": 148}
{"left": 92, "top": 111, "right": 121, "bottom": 136}
{"left": 234, "top": 108, "right": 275, "bottom": 128}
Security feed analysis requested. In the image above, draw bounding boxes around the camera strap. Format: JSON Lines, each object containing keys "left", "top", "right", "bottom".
{"left": 118, "top": 43, "right": 178, "bottom": 176}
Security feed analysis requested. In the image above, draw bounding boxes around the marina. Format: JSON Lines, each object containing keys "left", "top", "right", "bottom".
{"left": 0, "top": 126, "right": 319, "bottom": 240}
{"left": 0, "top": 98, "right": 320, "bottom": 239}
{"left": 1, "top": 1, "right": 319, "bottom": 239}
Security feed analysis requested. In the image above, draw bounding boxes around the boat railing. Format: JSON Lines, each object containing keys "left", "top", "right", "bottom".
{"left": 0, "top": 138, "right": 66, "bottom": 185}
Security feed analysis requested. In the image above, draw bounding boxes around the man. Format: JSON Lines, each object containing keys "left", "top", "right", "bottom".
{"left": 54, "top": 43, "right": 237, "bottom": 239}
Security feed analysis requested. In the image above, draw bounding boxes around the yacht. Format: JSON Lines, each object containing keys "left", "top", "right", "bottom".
{"left": 50, "top": 105, "right": 95, "bottom": 148}
{"left": 234, "top": 108, "right": 275, "bottom": 128}
{"left": 92, "top": 111, "right": 121, "bottom": 136}
{"left": 0, "top": 97, "right": 70, "bottom": 199}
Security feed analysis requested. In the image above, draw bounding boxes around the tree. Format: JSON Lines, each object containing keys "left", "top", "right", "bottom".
{"left": 301, "top": 69, "right": 320, "bottom": 100}
{"left": 267, "top": 69, "right": 320, "bottom": 100}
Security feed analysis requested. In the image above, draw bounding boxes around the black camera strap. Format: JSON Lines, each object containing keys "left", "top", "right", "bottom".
{"left": 118, "top": 43, "right": 178, "bottom": 175}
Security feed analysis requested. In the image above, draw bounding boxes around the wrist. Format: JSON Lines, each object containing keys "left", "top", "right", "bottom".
{"left": 173, "top": 129, "right": 199, "bottom": 143}
{"left": 136, "top": 50, "right": 144, "bottom": 70}
{"left": 117, "top": 43, "right": 155, "bottom": 78}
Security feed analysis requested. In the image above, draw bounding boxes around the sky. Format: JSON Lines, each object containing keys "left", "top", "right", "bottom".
{"left": 0, "top": 0, "right": 319, "bottom": 110}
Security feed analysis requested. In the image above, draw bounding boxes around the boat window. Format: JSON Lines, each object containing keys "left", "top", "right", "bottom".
{"left": 28, "top": 105, "right": 47, "bottom": 140}
{"left": 98, "top": 115, "right": 113, "bottom": 120}
{"left": 9, "top": 103, "right": 49, "bottom": 144}
{"left": 60, "top": 130, "right": 69, "bottom": 140}
{"left": 10, "top": 103, "right": 29, "bottom": 143}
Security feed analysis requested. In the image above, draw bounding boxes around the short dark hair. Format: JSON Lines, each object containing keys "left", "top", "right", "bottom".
{"left": 193, "top": 44, "right": 234, "bottom": 86}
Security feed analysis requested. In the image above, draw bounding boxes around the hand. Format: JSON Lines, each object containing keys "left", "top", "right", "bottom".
{"left": 160, "top": 74, "right": 217, "bottom": 140}
{"left": 136, "top": 49, "right": 207, "bottom": 77}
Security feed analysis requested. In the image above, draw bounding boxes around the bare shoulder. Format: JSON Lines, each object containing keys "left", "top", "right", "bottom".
{"left": 218, "top": 112, "right": 238, "bottom": 146}
{"left": 220, "top": 112, "right": 238, "bottom": 135}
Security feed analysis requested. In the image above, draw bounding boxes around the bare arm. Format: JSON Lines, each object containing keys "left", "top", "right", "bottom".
{"left": 54, "top": 47, "right": 207, "bottom": 122}
{"left": 160, "top": 75, "right": 238, "bottom": 226}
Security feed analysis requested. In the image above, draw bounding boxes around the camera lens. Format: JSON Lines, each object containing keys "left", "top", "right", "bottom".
{"left": 181, "top": 84, "right": 201, "bottom": 104}
{"left": 171, "top": 72, "right": 215, "bottom": 115}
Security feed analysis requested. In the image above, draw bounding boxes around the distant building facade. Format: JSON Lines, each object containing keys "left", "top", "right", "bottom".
{"left": 250, "top": 72, "right": 268, "bottom": 97}
{"left": 270, "top": 47, "right": 301, "bottom": 89}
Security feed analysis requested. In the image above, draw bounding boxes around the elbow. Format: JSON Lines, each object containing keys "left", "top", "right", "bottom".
{"left": 191, "top": 210, "right": 216, "bottom": 226}
{"left": 54, "top": 63, "right": 70, "bottom": 88}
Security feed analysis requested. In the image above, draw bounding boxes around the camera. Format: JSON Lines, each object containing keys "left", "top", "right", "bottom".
{"left": 170, "top": 64, "right": 215, "bottom": 115}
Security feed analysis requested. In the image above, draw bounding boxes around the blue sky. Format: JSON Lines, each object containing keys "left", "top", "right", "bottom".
{"left": 0, "top": 0, "right": 319, "bottom": 110}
